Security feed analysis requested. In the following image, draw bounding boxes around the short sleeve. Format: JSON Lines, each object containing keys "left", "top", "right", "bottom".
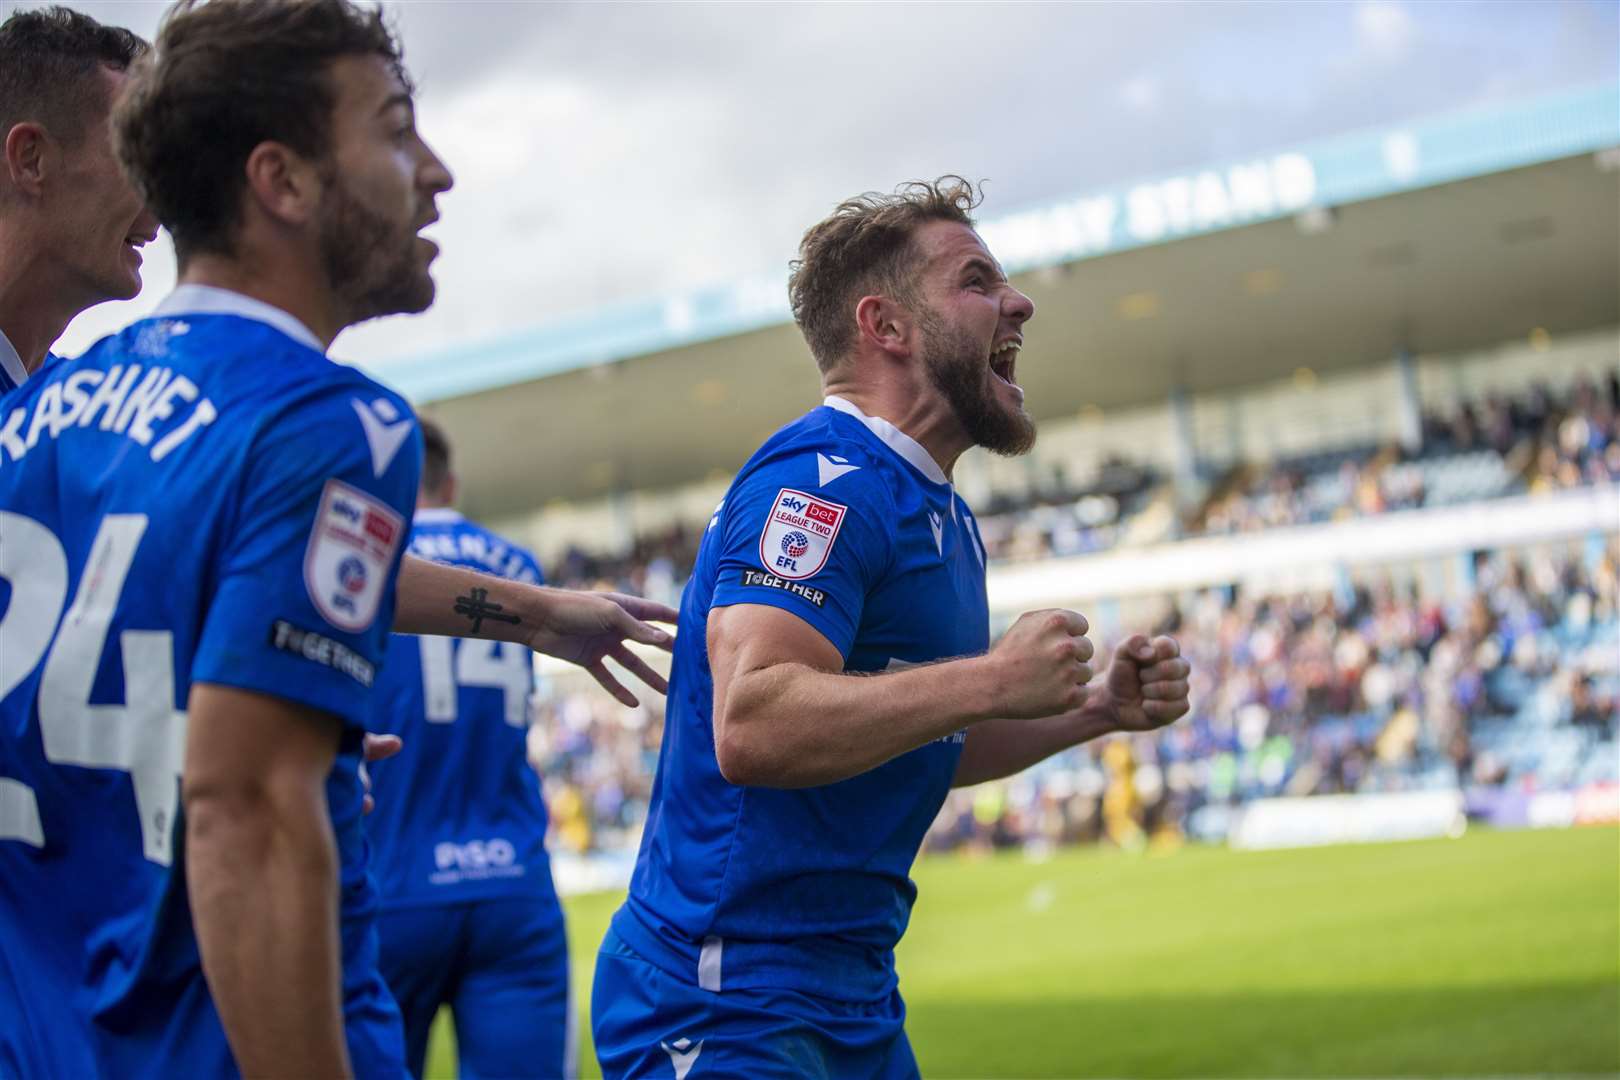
{"left": 191, "top": 385, "right": 422, "bottom": 729}
{"left": 708, "top": 458, "right": 893, "bottom": 659}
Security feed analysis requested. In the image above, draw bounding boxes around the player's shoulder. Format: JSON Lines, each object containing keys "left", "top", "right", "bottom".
{"left": 292, "top": 362, "right": 414, "bottom": 438}
{"left": 734, "top": 405, "right": 898, "bottom": 513}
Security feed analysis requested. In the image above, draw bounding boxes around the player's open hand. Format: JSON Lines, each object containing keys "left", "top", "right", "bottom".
{"left": 526, "top": 590, "right": 677, "bottom": 708}
{"left": 1088, "top": 634, "right": 1190, "bottom": 733}
{"left": 986, "top": 609, "right": 1095, "bottom": 719}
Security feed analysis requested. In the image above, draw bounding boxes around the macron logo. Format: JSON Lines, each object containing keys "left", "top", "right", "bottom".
{"left": 661, "top": 1037, "right": 703, "bottom": 1079}
{"left": 817, "top": 452, "right": 860, "bottom": 487}
{"left": 928, "top": 510, "right": 944, "bottom": 556}
{"left": 352, "top": 397, "right": 414, "bottom": 478}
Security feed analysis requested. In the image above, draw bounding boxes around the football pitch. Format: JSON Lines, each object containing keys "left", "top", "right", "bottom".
{"left": 425, "top": 825, "right": 1619, "bottom": 1078}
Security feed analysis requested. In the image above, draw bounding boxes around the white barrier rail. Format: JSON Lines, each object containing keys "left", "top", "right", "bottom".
{"left": 1230, "top": 792, "right": 1468, "bottom": 851}
{"left": 535, "top": 485, "right": 1619, "bottom": 680}
{"left": 987, "top": 484, "right": 1620, "bottom": 611}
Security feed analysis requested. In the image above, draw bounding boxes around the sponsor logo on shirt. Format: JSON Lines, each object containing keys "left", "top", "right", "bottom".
{"left": 758, "top": 487, "right": 846, "bottom": 580}
{"left": 267, "top": 619, "right": 375, "bottom": 687}
{"left": 739, "top": 568, "right": 828, "bottom": 608}
{"left": 661, "top": 1038, "right": 704, "bottom": 1080}
{"left": 351, "top": 396, "right": 414, "bottom": 478}
{"left": 337, "top": 555, "right": 368, "bottom": 594}
{"left": 303, "top": 479, "right": 403, "bottom": 632}
{"left": 430, "top": 837, "right": 526, "bottom": 886}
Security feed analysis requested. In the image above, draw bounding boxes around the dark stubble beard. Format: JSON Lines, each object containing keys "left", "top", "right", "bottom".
{"left": 918, "top": 306, "right": 1037, "bottom": 457}
{"left": 317, "top": 173, "right": 435, "bottom": 325}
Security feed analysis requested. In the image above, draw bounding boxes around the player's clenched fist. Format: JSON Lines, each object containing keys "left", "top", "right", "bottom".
{"left": 984, "top": 609, "right": 1096, "bottom": 719}
{"left": 1089, "top": 634, "right": 1191, "bottom": 733}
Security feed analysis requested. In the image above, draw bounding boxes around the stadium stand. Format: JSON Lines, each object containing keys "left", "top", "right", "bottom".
{"left": 930, "top": 537, "right": 1619, "bottom": 852}
{"left": 395, "top": 88, "right": 1619, "bottom": 875}
{"left": 541, "top": 372, "right": 1619, "bottom": 591}
{"left": 527, "top": 532, "right": 1617, "bottom": 857}
{"left": 511, "top": 364, "right": 1619, "bottom": 863}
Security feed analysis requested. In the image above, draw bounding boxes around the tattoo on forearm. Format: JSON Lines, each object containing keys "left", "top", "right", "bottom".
{"left": 453, "top": 587, "right": 522, "bottom": 633}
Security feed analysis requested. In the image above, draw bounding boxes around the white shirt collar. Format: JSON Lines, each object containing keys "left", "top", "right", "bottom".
{"left": 152, "top": 284, "right": 325, "bottom": 355}
{"left": 0, "top": 326, "right": 28, "bottom": 389}
{"left": 413, "top": 507, "right": 463, "bottom": 524}
{"left": 822, "top": 394, "right": 949, "bottom": 486}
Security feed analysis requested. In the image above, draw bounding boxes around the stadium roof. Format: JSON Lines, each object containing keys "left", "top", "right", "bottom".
{"left": 388, "top": 84, "right": 1620, "bottom": 517}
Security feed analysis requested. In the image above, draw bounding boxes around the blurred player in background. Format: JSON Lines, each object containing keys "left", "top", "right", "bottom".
{"left": 592, "top": 178, "right": 1193, "bottom": 1078}
{"left": 0, "top": 6, "right": 156, "bottom": 392}
{"left": 368, "top": 417, "right": 577, "bottom": 1080}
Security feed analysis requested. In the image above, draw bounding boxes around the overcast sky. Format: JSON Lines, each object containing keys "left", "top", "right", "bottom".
{"left": 25, "top": 0, "right": 1620, "bottom": 366}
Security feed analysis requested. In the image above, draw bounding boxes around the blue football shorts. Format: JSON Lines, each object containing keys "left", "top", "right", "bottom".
{"left": 378, "top": 895, "right": 572, "bottom": 1080}
{"left": 591, "top": 927, "right": 918, "bottom": 1080}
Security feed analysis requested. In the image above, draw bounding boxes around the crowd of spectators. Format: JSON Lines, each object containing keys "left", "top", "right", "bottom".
{"left": 1524, "top": 373, "right": 1620, "bottom": 492}
{"left": 523, "top": 374, "right": 1619, "bottom": 855}
{"left": 1198, "top": 373, "right": 1620, "bottom": 538}
{"left": 526, "top": 689, "right": 661, "bottom": 856}
{"left": 972, "top": 457, "right": 1157, "bottom": 562}
{"left": 924, "top": 540, "right": 1618, "bottom": 853}
{"left": 550, "top": 523, "right": 702, "bottom": 609}
{"left": 528, "top": 540, "right": 1619, "bottom": 856}
{"left": 545, "top": 374, "right": 1620, "bottom": 592}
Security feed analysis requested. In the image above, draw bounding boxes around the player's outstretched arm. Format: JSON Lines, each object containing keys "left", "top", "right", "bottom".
{"left": 392, "top": 554, "right": 676, "bottom": 706}
{"left": 951, "top": 634, "right": 1191, "bottom": 788}
{"left": 709, "top": 604, "right": 1095, "bottom": 788}
{"left": 184, "top": 685, "right": 351, "bottom": 1080}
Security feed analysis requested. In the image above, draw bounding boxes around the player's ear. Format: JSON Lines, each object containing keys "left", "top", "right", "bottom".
{"left": 855, "top": 295, "right": 913, "bottom": 361}
{"left": 242, "top": 141, "right": 321, "bottom": 230}
{"left": 443, "top": 471, "right": 459, "bottom": 508}
{"left": 3, "top": 122, "right": 50, "bottom": 195}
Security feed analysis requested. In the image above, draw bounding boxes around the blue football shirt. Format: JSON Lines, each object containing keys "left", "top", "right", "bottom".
{"left": 366, "top": 509, "right": 556, "bottom": 910}
{"left": 0, "top": 285, "right": 420, "bottom": 1078}
{"left": 610, "top": 394, "right": 991, "bottom": 1002}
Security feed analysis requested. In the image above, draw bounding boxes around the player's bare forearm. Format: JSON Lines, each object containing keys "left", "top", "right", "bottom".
{"left": 718, "top": 654, "right": 1002, "bottom": 788}
{"left": 394, "top": 555, "right": 675, "bottom": 706}
{"left": 952, "top": 634, "right": 1194, "bottom": 787}
{"left": 184, "top": 686, "right": 351, "bottom": 1079}
{"left": 394, "top": 555, "right": 531, "bottom": 642}
{"left": 951, "top": 705, "right": 1116, "bottom": 788}
{"left": 710, "top": 604, "right": 1093, "bottom": 789}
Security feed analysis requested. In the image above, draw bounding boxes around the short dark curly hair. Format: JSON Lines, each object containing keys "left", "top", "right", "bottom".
{"left": 0, "top": 6, "right": 146, "bottom": 149}
{"left": 788, "top": 176, "right": 981, "bottom": 373}
{"left": 113, "top": 0, "right": 407, "bottom": 262}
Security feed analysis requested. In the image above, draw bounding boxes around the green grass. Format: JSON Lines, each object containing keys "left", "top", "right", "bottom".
{"left": 425, "top": 826, "right": 1619, "bottom": 1078}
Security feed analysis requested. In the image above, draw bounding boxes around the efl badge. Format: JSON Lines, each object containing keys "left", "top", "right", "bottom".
{"left": 303, "top": 478, "right": 403, "bottom": 632}
{"left": 758, "top": 487, "right": 847, "bottom": 580}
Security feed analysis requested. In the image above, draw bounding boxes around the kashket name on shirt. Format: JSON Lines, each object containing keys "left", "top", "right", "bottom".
{"left": 0, "top": 363, "right": 218, "bottom": 468}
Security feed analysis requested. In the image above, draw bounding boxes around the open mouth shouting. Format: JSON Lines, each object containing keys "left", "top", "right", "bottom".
{"left": 414, "top": 211, "right": 442, "bottom": 259}
{"left": 990, "top": 337, "right": 1023, "bottom": 400}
